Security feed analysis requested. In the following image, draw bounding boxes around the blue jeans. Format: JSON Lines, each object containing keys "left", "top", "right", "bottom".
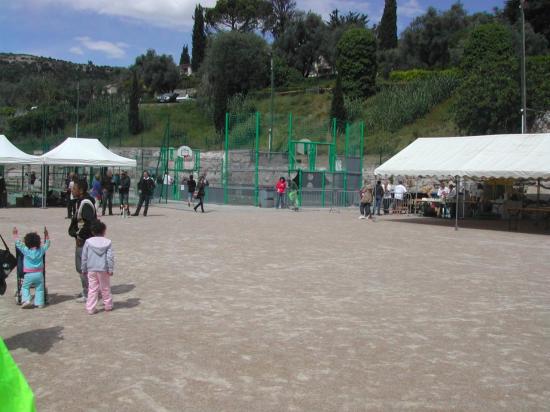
{"left": 276, "top": 193, "right": 285, "bottom": 208}
{"left": 22, "top": 272, "right": 44, "bottom": 306}
{"left": 375, "top": 197, "right": 382, "bottom": 215}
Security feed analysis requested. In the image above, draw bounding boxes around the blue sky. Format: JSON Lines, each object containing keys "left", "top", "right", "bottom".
{"left": 0, "top": 0, "right": 505, "bottom": 67}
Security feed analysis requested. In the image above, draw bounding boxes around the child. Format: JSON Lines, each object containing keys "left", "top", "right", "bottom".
{"left": 81, "top": 220, "right": 114, "bottom": 314}
{"left": 13, "top": 226, "right": 50, "bottom": 309}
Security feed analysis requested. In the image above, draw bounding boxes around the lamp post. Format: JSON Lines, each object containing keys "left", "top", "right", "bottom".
{"left": 520, "top": 0, "right": 527, "bottom": 134}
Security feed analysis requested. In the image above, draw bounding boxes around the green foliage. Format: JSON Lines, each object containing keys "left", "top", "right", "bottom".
{"left": 504, "top": 0, "right": 550, "bottom": 43}
{"left": 179, "top": 45, "right": 191, "bottom": 66}
{"left": 205, "top": 0, "right": 271, "bottom": 32}
{"left": 264, "top": 0, "right": 297, "bottom": 39}
{"left": 336, "top": 28, "right": 377, "bottom": 99}
{"left": 133, "top": 49, "right": 180, "bottom": 95}
{"left": 272, "top": 53, "right": 303, "bottom": 87}
{"left": 330, "top": 75, "right": 346, "bottom": 127}
{"left": 274, "top": 12, "right": 326, "bottom": 77}
{"left": 192, "top": 5, "right": 207, "bottom": 72}
{"left": 378, "top": 0, "right": 397, "bottom": 50}
{"left": 454, "top": 23, "right": 521, "bottom": 135}
{"left": 527, "top": 55, "right": 550, "bottom": 113}
{"left": 200, "top": 31, "right": 270, "bottom": 131}
{"left": 389, "top": 68, "right": 459, "bottom": 82}
{"left": 363, "top": 73, "right": 460, "bottom": 134}
{"left": 128, "top": 71, "right": 142, "bottom": 135}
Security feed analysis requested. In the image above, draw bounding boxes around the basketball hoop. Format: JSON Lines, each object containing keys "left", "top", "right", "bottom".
{"left": 177, "top": 146, "right": 194, "bottom": 170}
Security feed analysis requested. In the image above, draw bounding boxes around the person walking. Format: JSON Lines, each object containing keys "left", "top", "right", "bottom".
{"left": 359, "top": 183, "right": 374, "bottom": 220}
{"left": 275, "top": 177, "right": 287, "bottom": 209}
{"left": 374, "top": 180, "right": 385, "bottom": 216}
{"left": 68, "top": 178, "right": 97, "bottom": 302}
{"left": 118, "top": 170, "right": 131, "bottom": 216}
{"left": 0, "top": 173, "right": 7, "bottom": 208}
{"left": 81, "top": 220, "right": 114, "bottom": 315}
{"left": 133, "top": 171, "right": 155, "bottom": 217}
{"left": 186, "top": 175, "right": 196, "bottom": 208}
{"left": 101, "top": 170, "right": 115, "bottom": 216}
{"left": 193, "top": 176, "right": 209, "bottom": 213}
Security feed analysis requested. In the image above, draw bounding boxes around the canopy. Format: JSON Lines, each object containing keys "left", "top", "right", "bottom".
{"left": 41, "top": 137, "right": 136, "bottom": 167}
{"left": 374, "top": 133, "right": 550, "bottom": 179}
{"left": 0, "top": 135, "right": 42, "bottom": 165}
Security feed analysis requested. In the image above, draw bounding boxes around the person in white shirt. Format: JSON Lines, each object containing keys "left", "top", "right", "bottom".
{"left": 383, "top": 180, "right": 393, "bottom": 214}
{"left": 393, "top": 181, "right": 407, "bottom": 213}
{"left": 437, "top": 182, "right": 449, "bottom": 198}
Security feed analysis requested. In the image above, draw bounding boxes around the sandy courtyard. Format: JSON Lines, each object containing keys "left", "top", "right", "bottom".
{"left": 1, "top": 205, "right": 549, "bottom": 411}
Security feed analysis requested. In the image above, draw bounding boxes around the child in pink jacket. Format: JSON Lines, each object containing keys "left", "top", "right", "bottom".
{"left": 81, "top": 220, "right": 114, "bottom": 314}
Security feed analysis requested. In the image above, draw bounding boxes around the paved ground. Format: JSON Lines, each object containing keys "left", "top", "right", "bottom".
{"left": 1, "top": 205, "right": 549, "bottom": 411}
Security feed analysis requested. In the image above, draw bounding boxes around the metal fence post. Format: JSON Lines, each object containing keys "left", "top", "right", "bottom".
{"left": 224, "top": 113, "right": 229, "bottom": 205}
{"left": 254, "top": 112, "right": 260, "bottom": 207}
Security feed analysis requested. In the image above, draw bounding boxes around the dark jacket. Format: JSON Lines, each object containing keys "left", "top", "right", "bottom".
{"left": 68, "top": 194, "right": 96, "bottom": 246}
{"left": 138, "top": 177, "right": 155, "bottom": 196}
{"left": 0, "top": 177, "right": 6, "bottom": 193}
{"left": 119, "top": 175, "right": 131, "bottom": 194}
{"left": 101, "top": 175, "right": 114, "bottom": 193}
{"left": 187, "top": 178, "right": 196, "bottom": 193}
{"left": 196, "top": 179, "right": 209, "bottom": 198}
{"left": 375, "top": 183, "right": 385, "bottom": 199}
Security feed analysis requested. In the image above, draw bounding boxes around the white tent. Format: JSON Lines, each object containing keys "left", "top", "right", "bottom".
{"left": 0, "top": 134, "right": 42, "bottom": 165}
{"left": 41, "top": 137, "right": 136, "bottom": 167}
{"left": 374, "top": 133, "right": 550, "bottom": 179}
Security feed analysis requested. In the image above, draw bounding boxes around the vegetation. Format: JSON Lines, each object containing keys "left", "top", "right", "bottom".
{"left": 330, "top": 75, "right": 346, "bottom": 128}
{"left": 378, "top": 0, "right": 397, "bottom": 50}
{"left": 191, "top": 5, "right": 207, "bottom": 72}
{"left": 128, "top": 71, "right": 142, "bottom": 135}
{"left": 133, "top": 50, "right": 180, "bottom": 95}
{"left": 336, "top": 28, "right": 377, "bottom": 99}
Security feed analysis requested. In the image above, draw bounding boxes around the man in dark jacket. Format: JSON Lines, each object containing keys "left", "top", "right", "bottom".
{"left": 118, "top": 170, "right": 131, "bottom": 216}
{"left": 374, "top": 180, "right": 385, "bottom": 216}
{"left": 133, "top": 171, "right": 155, "bottom": 217}
{"left": 186, "top": 175, "right": 196, "bottom": 208}
{"left": 193, "top": 175, "right": 209, "bottom": 213}
{"left": 68, "top": 178, "right": 97, "bottom": 302}
{"left": 101, "top": 170, "right": 115, "bottom": 216}
{"left": 0, "top": 174, "right": 6, "bottom": 208}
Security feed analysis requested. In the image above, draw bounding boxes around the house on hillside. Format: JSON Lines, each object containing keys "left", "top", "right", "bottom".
{"left": 180, "top": 63, "right": 192, "bottom": 77}
{"left": 104, "top": 84, "right": 118, "bottom": 95}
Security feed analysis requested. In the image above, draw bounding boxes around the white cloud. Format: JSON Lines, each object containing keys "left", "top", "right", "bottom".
{"left": 69, "top": 46, "right": 84, "bottom": 55}
{"left": 74, "top": 36, "right": 128, "bottom": 59}
{"left": 297, "top": 0, "right": 374, "bottom": 20}
{"left": 21, "top": 0, "right": 217, "bottom": 29}
{"left": 398, "top": 0, "right": 424, "bottom": 18}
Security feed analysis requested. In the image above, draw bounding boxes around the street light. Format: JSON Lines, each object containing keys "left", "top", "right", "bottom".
{"left": 520, "top": 0, "right": 527, "bottom": 134}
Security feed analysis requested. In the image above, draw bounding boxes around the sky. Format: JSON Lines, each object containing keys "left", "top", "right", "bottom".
{"left": 0, "top": 0, "right": 506, "bottom": 67}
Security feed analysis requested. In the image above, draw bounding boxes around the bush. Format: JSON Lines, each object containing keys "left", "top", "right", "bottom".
{"left": 388, "top": 68, "right": 458, "bottom": 82}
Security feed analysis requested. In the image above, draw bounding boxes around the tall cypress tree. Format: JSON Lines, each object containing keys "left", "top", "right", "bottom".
{"left": 180, "top": 45, "right": 191, "bottom": 66}
{"left": 128, "top": 70, "right": 142, "bottom": 135}
{"left": 378, "top": 0, "right": 397, "bottom": 50}
{"left": 192, "top": 5, "right": 207, "bottom": 72}
{"left": 330, "top": 74, "right": 346, "bottom": 129}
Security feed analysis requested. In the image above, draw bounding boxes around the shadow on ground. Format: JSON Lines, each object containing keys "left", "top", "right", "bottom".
{"left": 46, "top": 293, "right": 75, "bottom": 306}
{"left": 115, "top": 297, "right": 140, "bottom": 310}
{"left": 111, "top": 284, "right": 135, "bottom": 295}
{"left": 4, "top": 326, "right": 64, "bottom": 354}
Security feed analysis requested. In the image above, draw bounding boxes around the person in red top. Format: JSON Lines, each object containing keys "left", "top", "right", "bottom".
{"left": 275, "top": 177, "right": 287, "bottom": 209}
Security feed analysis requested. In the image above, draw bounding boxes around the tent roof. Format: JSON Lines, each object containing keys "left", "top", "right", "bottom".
{"left": 374, "top": 133, "right": 550, "bottom": 179}
{"left": 41, "top": 137, "right": 136, "bottom": 167}
{"left": 0, "top": 135, "right": 42, "bottom": 165}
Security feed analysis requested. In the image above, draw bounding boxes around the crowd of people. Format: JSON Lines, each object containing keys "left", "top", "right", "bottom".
{"left": 358, "top": 179, "right": 408, "bottom": 220}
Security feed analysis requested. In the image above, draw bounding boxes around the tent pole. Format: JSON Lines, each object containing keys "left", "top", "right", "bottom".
{"left": 537, "top": 178, "right": 541, "bottom": 207}
{"left": 455, "top": 176, "right": 459, "bottom": 231}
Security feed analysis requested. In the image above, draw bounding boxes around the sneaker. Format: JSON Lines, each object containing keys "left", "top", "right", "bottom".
{"left": 36, "top": 305, "right": 45, "bottom": 309}
{"left": 359, "top": 215, "right": 366, "bottom": 219}
{"left": 88, "top": 309, "right": 98, "bottom": 315}
{"left": 22, "top": 301, "right": 33, "bottom": 309}
{"left": 75, "top": 296, "right": 87, "bottom": 303}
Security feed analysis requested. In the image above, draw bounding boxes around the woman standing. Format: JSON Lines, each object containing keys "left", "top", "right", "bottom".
{"left": 193, "top": 176, "right": 209, "bottom": 213}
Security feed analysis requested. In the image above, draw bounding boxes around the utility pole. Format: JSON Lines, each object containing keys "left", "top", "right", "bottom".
{"left": 520, "top": 0, "right": 527, "bottom": 134}
{"left": 269, "top": 50, "right": 275, "bottom": 156}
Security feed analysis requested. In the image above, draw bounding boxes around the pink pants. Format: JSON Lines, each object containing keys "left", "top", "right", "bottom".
{"left": 86, "top": 271, "right": 113, "bottom": 314}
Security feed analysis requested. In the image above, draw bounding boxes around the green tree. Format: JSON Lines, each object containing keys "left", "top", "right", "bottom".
{"left": 378, "top": 0, "right": 397, "bottom": 50}
{"left": 399, "top": 3, "right": 477, "bottom": 68}
{"left": 503, "top": 0, "right": 550, "bottom": 44}
{"left": 179, "top": 44, "right": 191, "bottom": 66}
{"left": 133, "top": 49, "right": 180, "bottom": 95}
{"left": 192, "top": 5, "right": 207, "bottom": 72}
{"left": 330, "top": 75, "right": 346, "bottom": 127}
{"left": 336, "top": 28, "right": 377, "bottom": 99}
{"left": 263, "top": 0, "right": 296, "bottom": 39}
{"left": 205, "top": 0, "right": 271, "bottom": 32}
{"left": 454, "top": 23, "right": 520, "bottom": 135}
{"left": 128, "top": 70, "right": 142, "bottom": 135}
{"left": 274, "top": 12, "right": 326, "bottom": 77}
{"left": 199, "top": 31, "right": 270, "bottom": 130}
